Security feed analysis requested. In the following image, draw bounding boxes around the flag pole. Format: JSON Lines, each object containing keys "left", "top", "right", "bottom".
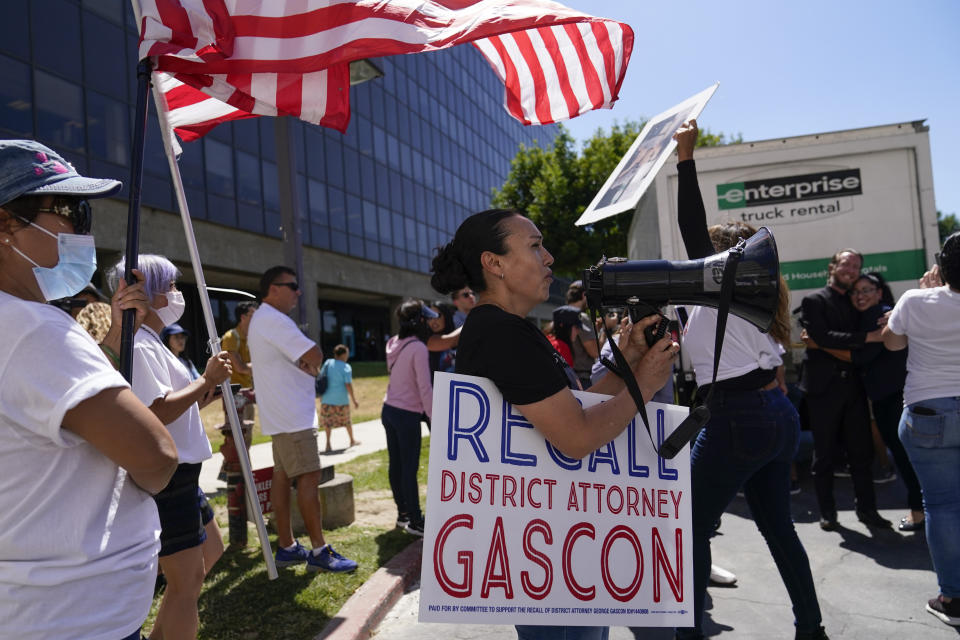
{"left": 150, "top": 82, "right": 279, "bottom": 580}
{"left": 119, "top": 58, "right": 153, "bottom": 382}
{"left": 129, "top": 1, "right": 277, "bottom": 581}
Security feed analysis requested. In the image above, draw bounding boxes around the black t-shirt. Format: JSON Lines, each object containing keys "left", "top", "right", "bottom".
{"left": 455, "top": 304, "right": 575, "bottom": 405}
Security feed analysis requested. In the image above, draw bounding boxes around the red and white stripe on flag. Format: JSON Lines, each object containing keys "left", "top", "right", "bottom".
{"left": 138, "top": 0, "right": 634, "bottom": 142}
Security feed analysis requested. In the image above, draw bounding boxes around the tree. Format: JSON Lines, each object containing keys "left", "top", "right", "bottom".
{"left": 493, "top": 121, "right": 741, "bottom": 277}
{"left": 938, "top": 210, "right": 959, "bottom": 242}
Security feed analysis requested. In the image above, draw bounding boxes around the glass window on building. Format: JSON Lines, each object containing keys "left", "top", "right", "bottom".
{"left": 259, "top": 118, "right": 276, "bottom": 161}
{"left": 264, "top": 209, "right": 282, "bottom": 238}
{"left": 305, "top": 127, "right": 325, "bottom": 179}
{"left": 233, "top": 118, "right": 260, "bottom": 154}
{"left": 207, "top": 192, "right": 237, "bottom": 227}
{"left": 0, "top": 56, "right": 32, "bottom": 137}
{"left": 308, "top": 178, "right": 328, "bottom": 226}
{"left": 32, "top": 0, "right": 82, "bottom": 79}
{"left": 310, "top": 223, "right": 330, "bottom": 249}
{"left": 82, "top": 12, "right": 125, "bottom": 99}
{"left": 346, "top": 194, "right": 363, "bottom": 236}
{"left": 83, "top": 0, "right": 124, "bottom": 24}
{"left": 324, "top": 134, "right": 344, "bottom": 187}
{"left": 262, "top": 160, "right": 279, "bottom": 210}
{"left": 328, "top": 186, "right": 346, "bottom": 231}
{"left": 34, "top": 71, "right": 84, "bottom": 153}
{"left": 330, "top": 229, "right": 347, "bottom": 253}
{"left": 205, "top": 139, "right": 235, "bottom": 197}
{"left": 365, "top": 239, "right": 379, "bottom": 262}
{"left": 0, "top": 0, "right": 30, "bottom": 60}
{"left": 343, "top": 146, "right": 361, "bottom": 196}
{"left": 185, "top": 186, "right": 207, "bottom": 220}
{"left": 362, "top": 199, "right": 378, "bottom": 240}
{"left": 236, "top": 151, "right": 262, "bottom": 204}
{"left": 356, "top": 117, "right": 374, "bottom": 157}
{"left": 378, "top": 206, "right": 392, "bottom": 242}
{"left": 86, "top": 91, "right": 128, "bottom": 165}
{"left": 237, "top": 202, "right": 264, "bottom": 234}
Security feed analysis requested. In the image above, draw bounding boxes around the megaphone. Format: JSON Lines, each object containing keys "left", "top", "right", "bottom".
{"left": 583, "top": 226, "right": 780, "bottom": 332}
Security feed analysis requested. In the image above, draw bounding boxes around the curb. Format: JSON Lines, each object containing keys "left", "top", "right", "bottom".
{"left": 314, "top": 538, "right": 423, "bottom": 640}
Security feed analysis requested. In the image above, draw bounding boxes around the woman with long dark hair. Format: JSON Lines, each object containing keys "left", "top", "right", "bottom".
{"left": 673, "top": 121, "right": 827, "bottom": 640}
{"left": 431, "top": 208, "right": 677, "bottom": 640}
{"left": 381, "top": 300, "right": 437, "bottom": 536}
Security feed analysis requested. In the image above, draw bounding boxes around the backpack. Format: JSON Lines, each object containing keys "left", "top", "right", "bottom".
{"left": 315, "top": 360, "right": 330, "bottom": 396}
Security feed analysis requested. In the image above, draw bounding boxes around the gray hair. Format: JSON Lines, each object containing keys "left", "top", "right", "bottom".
{"left": 108, "top": 254, "right": 180, "bottom": 301}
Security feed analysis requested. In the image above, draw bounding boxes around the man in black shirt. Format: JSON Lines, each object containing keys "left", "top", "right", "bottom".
{"left": 800, "top": 249, "right": 890, "bottom": 530}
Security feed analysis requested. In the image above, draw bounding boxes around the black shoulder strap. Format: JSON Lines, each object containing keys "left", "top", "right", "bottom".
{"left": 596, "top": 239, "right": 746, "bottom": 459}
{"left": 387, "top": 339, "right": 414, "bottom": 374}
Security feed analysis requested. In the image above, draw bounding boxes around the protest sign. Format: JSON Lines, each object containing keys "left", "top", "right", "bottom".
{"left": 419, "top": 372, "right": 692, "bottom": 627}
{"left": 576, "top": 83, "right": 719, "bottom": 226}
{"left": 252, "top": 467, "right": 273, "bottom": 515}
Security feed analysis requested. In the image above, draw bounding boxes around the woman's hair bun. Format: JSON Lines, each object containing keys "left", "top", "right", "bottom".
{"left": 430, "top": 242, "right": 468, "bottom": 294}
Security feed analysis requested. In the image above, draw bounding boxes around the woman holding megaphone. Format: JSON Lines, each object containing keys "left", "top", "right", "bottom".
{"left": 671, "top": 121, "right": 827, "bottom": 640}
{"left": 431, "top": 209, "right": 678, "bottom": 640}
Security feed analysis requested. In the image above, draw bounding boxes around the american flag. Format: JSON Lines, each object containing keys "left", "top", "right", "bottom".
{"left": 138, "top": 0, "right": 634, "bottom": 143}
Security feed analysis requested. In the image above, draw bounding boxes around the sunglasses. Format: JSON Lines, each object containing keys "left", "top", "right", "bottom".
{"left": 851, "top": 286, "right": 877, "bottom": 296}
{"left": 455, "top": 290, "right": 475, "bottom": 299}
{"left": 39, "top": 199, "right": 92, "bottom": 235}
{"left": 274, "top": 281, "right": 300, "bottom": 291}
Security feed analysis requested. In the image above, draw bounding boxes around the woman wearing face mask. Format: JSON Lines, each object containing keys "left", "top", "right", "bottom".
{"left": 109, "top": 254, "right": 232, "bottom": 640}
{"left": 0, "top": 140, "right": 178, "bottom": 640}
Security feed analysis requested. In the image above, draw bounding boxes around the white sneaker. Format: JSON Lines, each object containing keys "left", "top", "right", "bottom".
{"left": 709, "top": 564, "right": 737, "bottom": 586}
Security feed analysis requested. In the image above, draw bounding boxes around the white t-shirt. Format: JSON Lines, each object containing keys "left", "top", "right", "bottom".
{"left": 131, "top": 325, "right": 212, "bottom": 463}
{"left": 248, "top": 303, "right": 319, "bottom": 435}
{"left": 0, "top": 292, "right": 161, "bottom": 640}
{"left": 683, "top": 307, "right": 784, "bottom": 384}
{"left": 886, "top": 285, "right": 960, "bottom": 406}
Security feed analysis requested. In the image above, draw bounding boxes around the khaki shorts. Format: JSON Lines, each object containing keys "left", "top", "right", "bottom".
{"left": 271, "top": 429, "right": 322, "bottom": 479}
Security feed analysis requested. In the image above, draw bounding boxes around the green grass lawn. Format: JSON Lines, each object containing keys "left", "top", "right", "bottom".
{"left": 202, "top": 365, "right": 389, "bottom": 452}
{"left": 144, "top": 437, "right": 430, "bottom": 639}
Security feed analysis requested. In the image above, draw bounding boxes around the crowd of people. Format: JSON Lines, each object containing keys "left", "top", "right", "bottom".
{"left": 2, "top": 118, "right": 958, "bottom": 640}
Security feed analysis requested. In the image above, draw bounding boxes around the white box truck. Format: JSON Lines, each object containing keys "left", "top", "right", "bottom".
{"left": 634, "top": 120, "right": 939, "bottom": 303}
{"left": 628, "top": 120, "right": 938, "bottom": 382}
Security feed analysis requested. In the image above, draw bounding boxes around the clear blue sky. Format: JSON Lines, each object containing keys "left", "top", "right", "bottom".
{"left": 559, "top": 0, "right": 960, "bottom": 220}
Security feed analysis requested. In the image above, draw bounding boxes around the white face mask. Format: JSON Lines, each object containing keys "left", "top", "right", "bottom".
{"left": 153, "top": 290, "right": 185, "bottom": 326}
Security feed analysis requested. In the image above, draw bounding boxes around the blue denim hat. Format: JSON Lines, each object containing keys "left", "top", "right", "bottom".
{"left": 160, "top": 323, "right": 189, "bottom": 341}
{"left": 0, "top": 139, "right": 122, "bottom": 207}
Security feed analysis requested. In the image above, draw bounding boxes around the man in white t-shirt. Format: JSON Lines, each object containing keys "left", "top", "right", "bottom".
{"left": 248, "top": 266, "right": 357, "bottom": 573}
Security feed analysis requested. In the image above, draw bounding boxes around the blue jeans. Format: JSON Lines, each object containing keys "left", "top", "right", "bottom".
{"left": 516, "top": 625, "right": 608, "bottom": 640}
{"left": 675, "top": 388, "right": 822, "bottom": 639}
{"left": 898, "top": 396, "right": 960, "bottom": 597}
{"left": 381, "top": 404, "right": 423, "bottom": 521}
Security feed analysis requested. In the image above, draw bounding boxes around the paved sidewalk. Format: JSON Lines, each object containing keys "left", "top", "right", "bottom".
{"left": 373, "top": 475, "right": 957, "bottom": 639}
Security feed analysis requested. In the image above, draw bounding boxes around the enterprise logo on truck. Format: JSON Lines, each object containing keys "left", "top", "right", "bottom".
{"left": 716, "top": 169, "right": 862, "bottom": 210}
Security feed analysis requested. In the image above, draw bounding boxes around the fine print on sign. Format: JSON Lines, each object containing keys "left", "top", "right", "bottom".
{"left": 252, "top": 467, "right": 274, "bottom": 515}
{"left": 577, "top": 83, "right": 719, "bottom": 227}
{"left": 419, "top": 373, "right": 693, "bottom": 628}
